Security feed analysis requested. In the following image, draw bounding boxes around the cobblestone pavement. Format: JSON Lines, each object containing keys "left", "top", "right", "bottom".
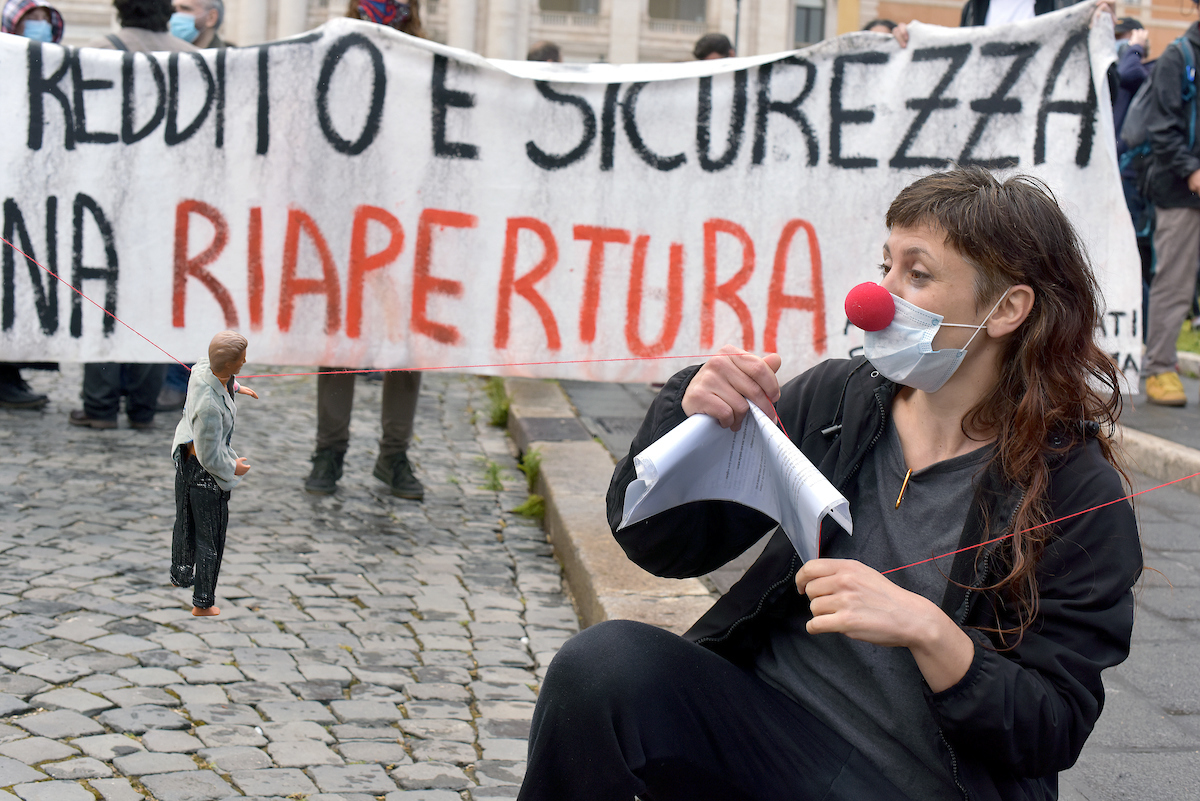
{"left": 0, "top": 364, "right": 577, "bottom": 801}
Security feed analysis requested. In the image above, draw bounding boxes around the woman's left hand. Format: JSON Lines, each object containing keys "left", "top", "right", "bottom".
{"left": 797, "top": 558, "right": 975, "bottom": 692}
{"left": 797, "top": 558, "right": 933, "bottom": 646}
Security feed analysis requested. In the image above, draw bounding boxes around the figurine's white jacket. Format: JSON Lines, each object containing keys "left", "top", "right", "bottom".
{"left": 171, "top": 359, "right": 241, "bottom": 491}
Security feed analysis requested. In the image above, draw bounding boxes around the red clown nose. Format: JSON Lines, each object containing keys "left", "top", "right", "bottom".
{"left": 845, "top": 282, "right": 895, "bottom": 332}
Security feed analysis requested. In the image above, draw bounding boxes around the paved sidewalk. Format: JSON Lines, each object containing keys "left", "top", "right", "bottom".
{"left": 1, "top": 365, "right": 575, "bottom": 800}
{"left": 556, "top": 378, "right": 1200, "bottom": 801}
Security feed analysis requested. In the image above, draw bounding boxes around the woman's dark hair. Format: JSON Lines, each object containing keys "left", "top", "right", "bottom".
{"left": 346, "top": 0, "right": 426, "bottom": 39}
{"left": 885, "top": 166, "right": 1125, "bottom": 642}
{"left": 113, "top": 0, "right": 171, "bottom": 31}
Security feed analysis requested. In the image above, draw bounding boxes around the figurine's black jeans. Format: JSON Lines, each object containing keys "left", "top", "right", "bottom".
{"left": 170, "top": 447, "right": 230, "bottom": 609}
{"left": 517, "top": 620, "right": 905, "bottom": 801}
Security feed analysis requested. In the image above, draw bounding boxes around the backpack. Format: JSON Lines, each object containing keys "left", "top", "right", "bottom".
{"left": 1120, "top": 37, "right": 1197, "bottom": 173}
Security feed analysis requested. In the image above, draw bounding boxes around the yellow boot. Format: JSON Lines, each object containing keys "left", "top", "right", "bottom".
{"left": 1146, "top": 371, "right": 1187, "bottom": 406}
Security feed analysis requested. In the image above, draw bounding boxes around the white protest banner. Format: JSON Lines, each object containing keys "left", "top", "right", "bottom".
{"left": 0, "top": 2, "right": 1140, "bottom": 384}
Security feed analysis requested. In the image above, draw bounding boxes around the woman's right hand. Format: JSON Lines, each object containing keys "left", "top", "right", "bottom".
{"left": 681, "top": 345, "right": 782, "bottom": 431}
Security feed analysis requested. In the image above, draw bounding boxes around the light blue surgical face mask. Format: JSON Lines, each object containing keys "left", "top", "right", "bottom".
{"left": 863, "top": 290, "right": 1010, "bottom": 393}
{"left": 169, "top": 12, "right": 200, "bottom": 42}
{"left": 22, "top": 19, "right": 53, "bottom": 42}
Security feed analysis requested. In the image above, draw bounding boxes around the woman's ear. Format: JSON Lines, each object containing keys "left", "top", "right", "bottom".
{"left": 986, "top": 284, "right": 1035, "bottom": 338}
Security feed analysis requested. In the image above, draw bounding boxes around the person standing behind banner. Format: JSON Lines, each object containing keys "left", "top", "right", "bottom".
{"left": 69, "top": 0, "right": 195, "bottom": 431}
{"left": 1140, "top": 3, "right": 1200, "bottom": 406}
{"left": 527, "top": 40, "right": 561, "bottom": 62}
{"left": 0, "top": 0, "right": 64, "bottom": 411}
{"left": 86, "top": 0, "right": 198, "bottom": 51}
{"left": 959, "top": 0, "right": 1081, "bottom": 26}
{"left": 890, "top": 0, "right": 1110, "bottom": 48}
{"left": 1112, "top": 17, "right": 1153, "bottom": 342}
{"left": 304, "top": 0, "right": 427, "bottom": 500}
{"left": 346, "top": 0, "right": 426, "bottom": 36}
{"left": 693, "top": 32, "right": 734, "bottom": 59}
{"left": 1, "top": 0, "right": 62, "bottom": 42}
{"left": 170, "top": 0, "right": 229, "bottom": 48}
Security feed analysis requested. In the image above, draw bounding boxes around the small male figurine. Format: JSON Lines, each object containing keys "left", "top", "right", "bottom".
{"left": 170, "top": 331, "right": 257, "bottom": 616}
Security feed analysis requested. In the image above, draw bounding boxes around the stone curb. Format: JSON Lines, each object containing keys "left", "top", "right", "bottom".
{"left": 1127, "top": 350, "right": 1200, "bottom": 492}
{"left": 504, "top": 378, "right": 714, "bottom": 633}
{"left": 1178, "top": 350, "right": 1200, "bottom": 378}
{"left": 1117, "top": 424, "right": 1200, "bottom": 496}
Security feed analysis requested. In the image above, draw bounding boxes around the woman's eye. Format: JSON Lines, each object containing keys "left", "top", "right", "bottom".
{"left": 877, "top": 262, "right": 890, "bottom": 277}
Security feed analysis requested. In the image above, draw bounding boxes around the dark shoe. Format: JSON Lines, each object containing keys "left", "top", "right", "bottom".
{"left": 0, "top": 375, "right": 49, "bottom": 409}
{"left": 305, "top": 449, "right": 344, "bottom": 494}
{"left": 156, "top": 387, "right": 186, "bottom": 412}
{"left": 69, "top": 409, "right": 117, "bottom": 429}
{"left": 373, "top": 452, "right": 425, "bottom": 500}
{"left": 129, "top": 418, "right": 156, "bottom": 430}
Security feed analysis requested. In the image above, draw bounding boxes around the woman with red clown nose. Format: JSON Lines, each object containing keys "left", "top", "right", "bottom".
{"left": 518, "top": 168, "right": 1141, "bottom": 801}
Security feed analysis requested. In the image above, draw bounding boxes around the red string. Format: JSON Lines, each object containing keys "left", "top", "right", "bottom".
{"left": 882, "top": 470, "right": 1200, "bottom": 574}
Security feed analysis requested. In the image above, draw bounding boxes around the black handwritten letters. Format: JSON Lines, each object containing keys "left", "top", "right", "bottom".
{"left": 2, "top": 197, "right": 57, "bottom": 335}
{"left": 431, "top": 54, "right": 478, "bottom": 160}
{"left": 829, "top": 52, "right": 888, "bottom": 169}
{"left": 960, "top": 41, "right": 1037, "bottom": 168}
{"left": 525, "top": 82, "right": 597, "bottom": 170}
{"left": 27, "top": 43, "right": 227, "bottom": 151}
{"left": 752, "top": 58, "right": 816, "bottom": 167}
{"left": 889, "top": 45, "right": 971, "bottom": 170}
{"left": 2, "top": 194, "right": 125, "bottom": 339}
{"left": 1035, "top": 30, "right": 1096, "bottom": 166}
{"left": 21, "top": 29, "right": 1098, "bottom": 174}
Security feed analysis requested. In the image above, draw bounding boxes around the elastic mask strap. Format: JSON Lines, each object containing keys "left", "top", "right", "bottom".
{"left": 938, "top": 290, "right": 1011, "bottom": 350}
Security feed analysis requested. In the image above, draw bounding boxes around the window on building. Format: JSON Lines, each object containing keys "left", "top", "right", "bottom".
{"left": 793, "top": 0, "right": 825, "bottom": 47}
{"left": 540, "top": 0, "right": 598, "bottom": 13}
{"left": 647, "top": 0, "right": 706, "bottom": 23}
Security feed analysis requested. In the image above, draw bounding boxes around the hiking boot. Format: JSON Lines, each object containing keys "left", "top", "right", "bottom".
{"left": 305, "top": 448, "right": 344, "bottom": 494}
{"left": 373, "top": 451, "right": 425, "bottom": 500}
{"left": 156, "top": 386, "right": 186, "bottom": 412}
{"left": 68, "top": 409, "right": 118, "bottom": 429}
{"left": 1146, "top": 371, "right": 1187, "bottom": 406}
{"left": 0, "top": 374, "right": 48, "bottom": 409}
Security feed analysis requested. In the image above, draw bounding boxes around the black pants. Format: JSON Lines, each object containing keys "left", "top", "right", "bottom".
{"left": 170, "top": 448, "right": 230, "bottom": 609}
{"left": 82, "top": 362, "right": 165, "bottom": 423}
{"left": 518, "top": 620, "right": 905, "bottom": 801}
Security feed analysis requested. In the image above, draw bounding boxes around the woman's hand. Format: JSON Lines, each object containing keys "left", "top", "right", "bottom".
{"left": 797, "top": 558, "right": 975, "bottom": 692}
{"left": 237, "top": 385, "right": 259, "bottom": 399}
{"left": 681, "top": 345, "right": 782, "bottom": 431}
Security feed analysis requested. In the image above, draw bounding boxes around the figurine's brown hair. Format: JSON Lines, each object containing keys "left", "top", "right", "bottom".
{"left": 208, "top": 331, "right": 247, "bottom": 374}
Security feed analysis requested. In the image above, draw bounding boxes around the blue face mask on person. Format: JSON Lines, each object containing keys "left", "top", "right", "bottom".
{"left": 22, "top": 19, "right": 53, "bottom": 42}
{"left": 169, "top": 12, "right": 200, "bottom": 42}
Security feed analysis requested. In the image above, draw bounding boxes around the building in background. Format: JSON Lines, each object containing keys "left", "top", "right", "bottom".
{"left": 49, "top": 0, "right": 1198, "bottom": 67}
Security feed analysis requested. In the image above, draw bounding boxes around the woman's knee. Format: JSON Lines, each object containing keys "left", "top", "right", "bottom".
{"left": 542, "top": 620, "right": 686, "bottom": 709}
